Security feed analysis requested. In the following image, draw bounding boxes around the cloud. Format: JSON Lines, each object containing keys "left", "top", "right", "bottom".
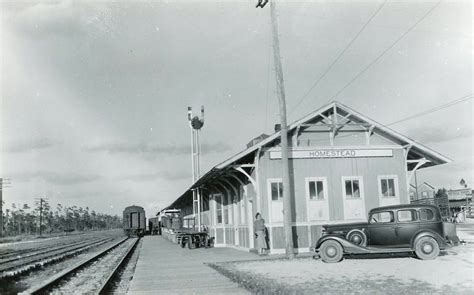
{"left": 117, "top": 170, "right": 191, "bottom": 182}
{"left": 5, "top": 138, "right": 61, "bottom": 153}
{"left": 12, "top": 171, "right": 101, "bottom": 185}
{"left": 82, "top": 141, "right": 233, "bottom": 156}
{"left": 9, "top": 1, "right": 115, "bottom": 38}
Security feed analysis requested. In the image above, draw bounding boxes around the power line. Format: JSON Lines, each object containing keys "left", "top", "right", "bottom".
{"left": 303, "top": 94, "right": 473, "bottom": 143}
{"left": 325, "top": 0, "right": 442, "bottom": 104}
{"left": 289, "top": 0, "right": 387, "bottom": 116}
{"left": 387, "top": 94, "right": 473, "bottom": 126}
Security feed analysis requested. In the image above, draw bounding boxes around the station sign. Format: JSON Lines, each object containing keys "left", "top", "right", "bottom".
{"left": 269, "top": 148, "right": 393, "bottom": 159}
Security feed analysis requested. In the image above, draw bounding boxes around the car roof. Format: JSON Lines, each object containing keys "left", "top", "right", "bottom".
{"left": 369, "top": 204, "right": 438, "bottom": 213}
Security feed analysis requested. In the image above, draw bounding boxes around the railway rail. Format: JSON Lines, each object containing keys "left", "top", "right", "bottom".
{"left": 0, "top": 237, "right": 115, "bottom": 279}
{"left": 0, "top": 238, "right": 103, "bottom": 265}
{"left": 22, "top": 237, "right": 139, "bottom": 294}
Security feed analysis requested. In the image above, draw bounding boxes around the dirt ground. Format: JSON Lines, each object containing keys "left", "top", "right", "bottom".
{"left": 212, "top": 244, "right": 474, "bottom": 294}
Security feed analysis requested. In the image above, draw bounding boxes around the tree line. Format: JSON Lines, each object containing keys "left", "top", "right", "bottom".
{"left": 1, "top": 199, "right": 122, "bottom": 237}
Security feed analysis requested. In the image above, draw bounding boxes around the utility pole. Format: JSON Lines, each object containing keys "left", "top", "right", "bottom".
{"left": 257, "top": 0, "right": 295, "bottom": 258}
{"left": 0, "top": 178, "right": 3, "bottom": 237}
{"left": 39, "top": 198, "right": 44, "bottom": 237}
{"left": 0, "top": 178, "right": 12, "bottom": 237}
{"left": 35, "top": 197, "right": 47, "bottom": 236}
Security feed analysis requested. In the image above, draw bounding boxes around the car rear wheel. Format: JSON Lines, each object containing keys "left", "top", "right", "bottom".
{"left": 319, "top": 240, "right": 343, "bottom": 263}
{"left": 414, "top": 236, "right": 440, "bottom": 260}
{"left": 346, "top": 229, "right": 367, "bottom": 247}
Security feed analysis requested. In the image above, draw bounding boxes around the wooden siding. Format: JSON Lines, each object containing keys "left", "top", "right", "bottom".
{"left": 238, "top": 227, "right": 249, "bottom": 248}
{"left": 225, "top": 227, "right": 234, "bottom": 245}
{"left": 310, "top": 225, "right": 323, "bottom": 246}
{"left": 216, "top": 228, "right": 224, "bottom": 244}
{"left": 259, "top": 147, "right": 408, "bottom": 223}
{"left": 292, "top": 226, "right": 309, "bottom": 248}
{"left": 271, "top": 227, "right": 285, "bottom": 249}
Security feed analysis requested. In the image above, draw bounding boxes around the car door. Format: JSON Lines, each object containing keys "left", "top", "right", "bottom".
{"left": 395, "top": 209, "right": 419, "bottom": 246}
{"left": 368, "top": 211, "right": 397, "bottom": 246}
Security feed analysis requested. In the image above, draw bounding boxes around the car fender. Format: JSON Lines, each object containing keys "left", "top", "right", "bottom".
{"left": 411, "top": 230, "right": 448, "bottom": 250}
{"left": 315, "top": 235, "right": 373, "bottom": 254}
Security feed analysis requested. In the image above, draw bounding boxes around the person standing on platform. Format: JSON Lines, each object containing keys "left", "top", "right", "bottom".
{"left": 254, "top": 212, "right": 268, "bottom": 255}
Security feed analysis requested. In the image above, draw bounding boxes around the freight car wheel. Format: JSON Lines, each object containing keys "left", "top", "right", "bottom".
{"left": 188, "top": 240, "right": 195, "bottom": 249}
{"left": 180, "top": 239, "right": 186, "bottom": 248}
{"left": 319, "top": 240, "right": 343, "bottom": 263}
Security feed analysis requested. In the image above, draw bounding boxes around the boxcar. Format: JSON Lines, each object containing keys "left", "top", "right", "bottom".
{"left": 123, "top": 205, "right": 146, "bottom": 237}
{"left": 148, "top": 216, "right": 160, "bottom": 235}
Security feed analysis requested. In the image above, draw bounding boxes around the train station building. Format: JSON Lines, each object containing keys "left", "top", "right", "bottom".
{"left": 165, "top": 101, "right": 450, "bottom": 254}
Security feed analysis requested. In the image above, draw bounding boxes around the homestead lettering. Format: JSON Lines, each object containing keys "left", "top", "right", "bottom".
{"left": 269, "top": 148, "right": 393, "bottom": 159}
{"left": 308, "top": 150, "right": 356, "bottom": 158}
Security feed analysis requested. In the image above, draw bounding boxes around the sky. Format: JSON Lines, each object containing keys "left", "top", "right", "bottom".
{"left": 0, "top": 0, "right": 472, "bottom": 217}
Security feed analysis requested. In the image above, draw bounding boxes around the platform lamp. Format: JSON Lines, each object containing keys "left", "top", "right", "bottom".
{"left": 188, "top": 106, "right": 204, "bottom": 231}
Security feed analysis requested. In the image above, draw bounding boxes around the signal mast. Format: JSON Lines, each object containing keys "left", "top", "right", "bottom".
{"left": 188, "top": 106, "right": 204, "bottom": 230}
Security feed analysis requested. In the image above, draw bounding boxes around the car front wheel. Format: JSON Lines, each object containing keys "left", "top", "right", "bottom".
{"left": 414, "top": 236, "right": 440, "bottom": 260}
{"left": 319, "top": 240, "right": 343, "bottom": 263}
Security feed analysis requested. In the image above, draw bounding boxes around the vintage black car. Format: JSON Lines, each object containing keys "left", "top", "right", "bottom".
{"left": 314, "top": 204, "right": 459, "bottom": 263}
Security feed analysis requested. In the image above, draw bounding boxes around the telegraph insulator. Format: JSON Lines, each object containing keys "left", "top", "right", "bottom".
{"left": 191, "top": 116, "right": 204, "bottom": 130}
{"left": 187, "top": 106, "right": 192, "bottom": 121}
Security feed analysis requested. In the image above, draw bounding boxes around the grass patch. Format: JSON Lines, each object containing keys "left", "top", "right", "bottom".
{"left": 208, "top": 261, "right": 294, "bottom": 294}
{"left": 208, "top": 258, "right": 471, "bottom": 294}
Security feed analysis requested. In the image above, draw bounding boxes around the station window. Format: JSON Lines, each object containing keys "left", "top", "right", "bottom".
{"left": 378, "top": 176, "right": 399, "bottom": 198}
{"left": 398, "top": 210, "right": 417, "bottom": 222}
{"left": 271, "top": 181, "right": 283, "bottom": 201}
{"left": 344, "top": 178, "right": 361, "bottom": 199}
{"left": 308, "top": 180, "right": 325, "bottom": 200}
{"left": 224, "top": 196, "right": 230, "bottom": 225}
{"left": 215, "top": 195, "right": 223, "bottom": 225}
{"left": 421, "top": 191, "right": 429, "bottom": 198}
{"left": 240, "top": 187, "right": 247, "bottom": 225}
{"left": 410, "top": 191, "right": 415, "bottom": 200}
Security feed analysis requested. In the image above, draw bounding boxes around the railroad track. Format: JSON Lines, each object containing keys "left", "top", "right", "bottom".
{"left": 0, "top": 238, "right": 103, "bottom": 264}
{"left": 0, "top": 237, "right": 115, "bottom": 278}
{"left": 22, "top": 237, "right": 139, "bottom": 294}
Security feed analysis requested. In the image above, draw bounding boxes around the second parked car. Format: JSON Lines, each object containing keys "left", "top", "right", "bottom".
{"left": 314, "top": 204, "right": 458, "bottom": 263}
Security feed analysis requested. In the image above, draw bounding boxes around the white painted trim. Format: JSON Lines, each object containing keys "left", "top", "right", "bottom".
{"left": 341, "top": 176, "right": 366, "bottom": 220}
{"left": 255, "top": 147, "right": 262, "bottom": 214}
{"left": 341, "top": 176, "right": 365, "bottom": 199}
{"left": 246, "top": 193, "right": 255, "bottom": 249}
{"left": 377, "top": 175, "right": 400, "bottom": 198}
{"left": 267, "top": 178, "right": 283, "bottom": 223}
{"left": 213, "top": 194, "right": 224, "bottom": 226}
{"left": 268, "top": 145, "right": 403, "bottom": 152}
{"left": 269, "top": 248, "right": 311, "bottom": 254}
{"left": 304, "top": 177, "right": 329, "bottom": 222}
{"left": 265, "top": 221, "right": 328, "bottom": 227}
{"left": 270, "top": 148, "right": 394, "bottom": 160}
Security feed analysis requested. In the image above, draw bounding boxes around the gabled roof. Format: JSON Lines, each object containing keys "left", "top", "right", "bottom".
{"left": 166, "top": 101, "right": 451, "bottom": 209}
{"left": 214, "top": 101, "right": 451, "bottom": 169}
{"left": 420, "top": 182, "right": 436, "bottom": 190}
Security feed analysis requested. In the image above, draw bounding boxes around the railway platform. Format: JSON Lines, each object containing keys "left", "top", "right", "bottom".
{"left": 129, "top": 236, "right": 263, "bottom": 294}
